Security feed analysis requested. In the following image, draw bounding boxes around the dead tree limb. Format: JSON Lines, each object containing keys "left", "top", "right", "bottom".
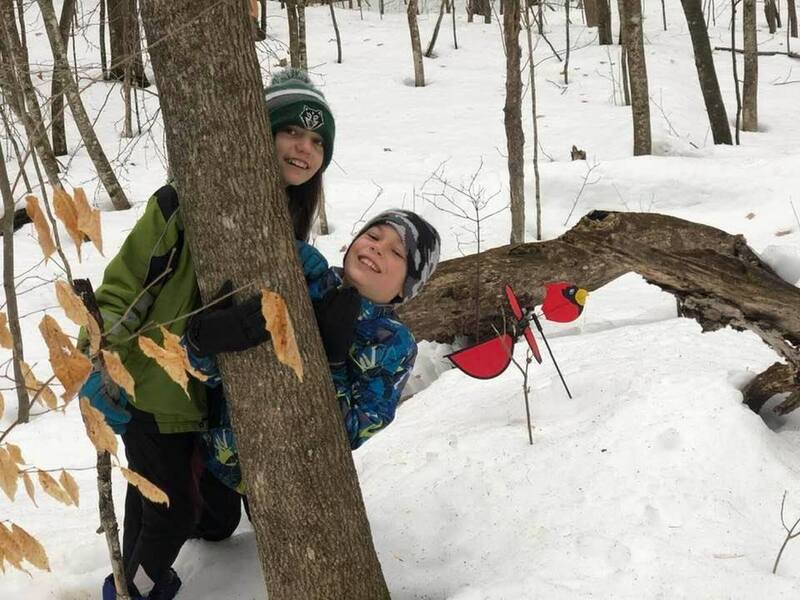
{"left": 399, "top": 210, "right": 800, "bottom": 411}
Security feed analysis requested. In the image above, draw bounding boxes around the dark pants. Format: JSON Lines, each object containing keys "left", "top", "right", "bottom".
{"left": 121, "top": 422, "right": 243, "bottom": 585}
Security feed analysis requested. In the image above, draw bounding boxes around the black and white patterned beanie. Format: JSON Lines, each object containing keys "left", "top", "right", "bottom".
{"left": 354, "top": 209, "right": 441, "bottom": 304}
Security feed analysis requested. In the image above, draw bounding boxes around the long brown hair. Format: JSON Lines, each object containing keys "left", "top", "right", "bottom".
{"left": 287, "top": 169, "right": 323, "bottom": 241}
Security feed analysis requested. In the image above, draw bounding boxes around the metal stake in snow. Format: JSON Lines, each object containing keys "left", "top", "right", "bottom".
{"left": 531, "top": 313, "right": 572, "bottom": 400}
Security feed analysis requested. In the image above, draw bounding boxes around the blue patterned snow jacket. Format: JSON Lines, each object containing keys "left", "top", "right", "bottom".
{"left": 193, "top": 266, "right": 417, "bottom": 493}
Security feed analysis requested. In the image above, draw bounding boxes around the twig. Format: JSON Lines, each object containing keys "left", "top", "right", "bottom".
{"left": 773, "top": 491, "right": 800, "bottom": 574}
{"left": 562, "top": 161, "right": 601, "bottom": 226}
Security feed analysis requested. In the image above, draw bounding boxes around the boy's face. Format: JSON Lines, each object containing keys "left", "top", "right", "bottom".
{"left": 344, "top": 224, "right": 408, "bottom": 304}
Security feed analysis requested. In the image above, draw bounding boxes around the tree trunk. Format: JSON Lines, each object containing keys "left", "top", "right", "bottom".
{"left": 467, "top": 0, "right": 474, "bottom": 22}
{"left": 503, "top": 0, "right": 525, "bottom": 243}
{"left": 742, "top": 0, "right": 758, "bottom": 131}
{"left": 408, "top": 0, "right": 426, "bottom": 86}
{"left": 564, "top": 0, "right": 570, "bottom": 84}
{"left": 585, "top": 0, "right": 599, "bottom": 26}
{"left": 51, "top": 0, "right": 76, "bottom": 156}
{"left": 731, "top": 0, "right": 742, "bottom": 144}
{"left": 597, "top": 0, "right": 612, "bottom": 44}
{"left": 297, "top": 0, "right": 308, "bottom": 69}
{"left": 138, "top": 1, "right": 391, "bottom": 598}
{"left": 398, "top": 210, "right": 800, "bottom": 412}
{"left": 286, "top": 0, "right": 301, "bottom": 68}
{"left": 789, "top": 0, "right": 798, "bottom": 38}
{"left": 523, "top": 7, "right": 542, "bottom": 240}
{"left": 106, "top": 0, "right": 148, "bottom": 85}
{"left": 679, "top": 0, "right": 732, "bottom": 144}
{"left": 764, "top": 0, "right": 779, "bottom": 32}
{"left": 329, "top": 0, "right": 342, "bottom": 63}
{"left": 100, "top": 0, "right": 108, "bottom": 78}
{"left": 0, "top": 1, "right": 62, "bottom": 185}
{"left": 483, "top": 0, "right": 492, "bottom": 23}
{"left": 426, "top": 0, "right": 448, "bottom": 57}
{"left": 37, "top": 0, "right": 131, "bottom": 210}
{"left": 0, "top": 137, "right": 29, "bottom": 423}
{"left": 452, "top": 0, "right": 459, "bottom": 48}
{"left": 620, "top": 0, "right": 651, "bottom": 155}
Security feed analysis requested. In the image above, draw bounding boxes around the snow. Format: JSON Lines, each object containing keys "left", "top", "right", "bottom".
{"left": 2, "top": 0, "right": 800, "bottom": 598}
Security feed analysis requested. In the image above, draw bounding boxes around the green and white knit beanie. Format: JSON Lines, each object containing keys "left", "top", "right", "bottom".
{"left": 264, "top": 68, "right": 336, "bottom": 172}
{"left": 353, "top": 209, "right": 441, "bottom": 304}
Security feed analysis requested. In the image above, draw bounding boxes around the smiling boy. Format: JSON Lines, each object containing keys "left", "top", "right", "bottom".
{"left": 198, "top": 209, "right": 441, "bottom": 492}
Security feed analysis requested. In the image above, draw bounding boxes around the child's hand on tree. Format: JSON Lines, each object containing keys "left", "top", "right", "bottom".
{"left": 313, "top": 287, "right": 361, "bottom": 365}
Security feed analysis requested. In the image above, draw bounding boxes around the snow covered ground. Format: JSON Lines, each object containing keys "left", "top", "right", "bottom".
{"left": 3, "top": 0, "right": 800, "bottom": 597}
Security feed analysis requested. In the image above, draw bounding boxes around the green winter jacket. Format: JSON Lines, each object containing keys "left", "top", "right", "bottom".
{"left": 83, "top": 185, "right": 208, "bottom": 433}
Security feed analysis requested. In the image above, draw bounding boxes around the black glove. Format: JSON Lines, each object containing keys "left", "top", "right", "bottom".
{"left": 313, "top": 286, "right": 361, "bottom": 364}
{"left": 186, "top": 281, "right": 269, "bottom": 357}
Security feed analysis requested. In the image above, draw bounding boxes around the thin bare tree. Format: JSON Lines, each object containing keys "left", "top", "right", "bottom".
{"left": 523, "top": 5, "right": 542, "bottom": 240}
{"left": 426, "top": 0, "right": 448, "bottom": 57}
{"left": 0, "top": 141, "right": 29, "bottom": 423}
{"left": 742, "top": 0, "right": 758, "bottom": 131}
{"left": 620, "top": 0, "right": 651, "bottom": 155}
{"left": 51, "top": 0, "right": 76, "bottom": 156}
{"left": 408, "top": 0, "right": 426, "bottom": 86}
{"left": 503, "top": 0, "right": 525, "bottom": 243}
{"left": 38, "top": 0, "right": 131, "bottom": 209}
{"left": 680, "top": 0, "right": 732, "bottom": 144}
{"left": 329, "top": 0, "right": 342, "bottom": 63}
{"left": 731, "top": 0, "right": 742, "bottom": 144}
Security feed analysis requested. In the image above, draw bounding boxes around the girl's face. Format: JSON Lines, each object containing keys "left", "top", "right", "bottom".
{"left": 343, "top": 224, "right": 408, "bottom": 304}
{"left": 274, "top": 126, "right": 324, "bottom": 187}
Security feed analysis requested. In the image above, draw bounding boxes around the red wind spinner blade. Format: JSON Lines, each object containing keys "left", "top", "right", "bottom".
{"left": 505, "top": 284, "right": 543, "bottom": 364}
{"left": 446, "top": 334, "right": 514, "bottom": 380}
{"left": 542, "top": 282, "right": 586, "bottom": 323}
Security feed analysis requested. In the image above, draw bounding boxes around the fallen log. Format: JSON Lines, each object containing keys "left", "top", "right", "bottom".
{"left": 399, "top": 210, "right": 800, "bottom": 412}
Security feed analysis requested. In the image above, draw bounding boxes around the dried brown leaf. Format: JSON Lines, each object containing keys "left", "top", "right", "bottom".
{"left": 73, "top": 187, "right": 103, "bottom": 255}
{"left": 138, "top": 327, "right": 206, "bottom": 396}
{"left": 59, "top": 470, "right": 79, "bottom": 508}
{"left": 0, "top": 312, "right": 12, "bottom": 349}
{"left": 24, "top": 195, "right": 56, "bottom": 262}
{"left": 745, "top": 212, "right": 755, "bottom": 220}
{"left": 22, "top": 471, "right": 36, "bottom": 506}
{"left": 53, "top": 186, "right": 82, "bottom": 260}
{"left": 12, "top": 524, "right": 49, "bottom": 572}
{"left": 775, "top": 229, "right": 793, "bottom": 237}
{"left": 0, "top": 448, "right": 19, "bottom": 501}
{"left": 249, "top": 0, "right": 258, "bottom": 18}
{"left": 261, "top": 290, "right": 303, "bottom": 381}
{"left": 19, "top": 361, "right": 57, "bottom": 410}
{"left": 38, "top": 314, "right": 92, "bottom": 403}
{"left": 6, "top": 443, "right": 25, "bottom": 465}
{"left": 101, "top": 350, "right": 135, "bottom": 399}
{"left": 0, "top": 523, "right": 24, "bottom": 573}
{"left": 79, "top": 398, "right": 118, "bottom": 457}
{"left": 120, "top": 467, "right": 169, "bottom": 506}
{"left": 55, "top": 280, "right": 90, "bottom": 326}
{"left": 37, "top": 469, "right": 73, "bottom": 506}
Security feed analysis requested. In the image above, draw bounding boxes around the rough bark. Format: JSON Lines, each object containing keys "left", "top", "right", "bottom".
{"left": 398, "top": 210, "right": 800, "bottom": 411}
{"left": 0, "top": 133, "right": 29, "bottom": 423}
{"left": 764, "top": 0, "right": 779, "bottom": 33}
{"left": 504, "top": 0, "right": 525, "bottom": 243}
{"left": 790, "top": 0, "right": 798, "bottom": 38}
{"left": 742, "top": 0, "right": 758, "bottom": 131}
{"left": 100, "top": 0, "right": 108, "bottom": 78}
{"left": 138, "top": 1, "right": 391, "bottom": 598}
{"left": 0, "top": 0, "right": 61, "bottom": 185}
{"left": 37, "top": 0, "right": 131, "bottom": 210}
{"left": 425, "top": 0, "right": 448, "bottom": 57}
{"left": 584, "top": 0, "right": 599, "bottom": 26}
{"left": 597, "top": 0, "right": 612, "bottom": 44}
{"left": 51, "top": 0, "right": 76, "bottom": 156}
{"left": 680, "top": 0, "right": 732, "bottom": 145}
{"left": 620, "top": 0, "right": 651, "bottom": 155}
{"left": 297, "top": 0, "right": 308, "bottom": 69}
{"left": 408, "top": 0, "right": 425, "bottom": 86}
{"left": 286, "top": 0, "right": 301, "bottom": 68}
{"left": 106, "top": 0, "right": 148, "bottom": 85}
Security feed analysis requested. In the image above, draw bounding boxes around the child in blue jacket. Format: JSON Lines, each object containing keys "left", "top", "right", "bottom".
{"left": 186, "top": 209, "right": 441, "bottom": 492}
